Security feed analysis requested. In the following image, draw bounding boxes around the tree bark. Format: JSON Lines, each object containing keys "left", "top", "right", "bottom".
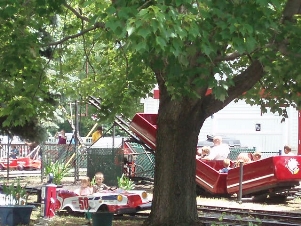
{"left": 144, "top": 60, "right": 264, "bottom": 226}
{"left": 145, "top": 89, "right": 205, "bottom": 226}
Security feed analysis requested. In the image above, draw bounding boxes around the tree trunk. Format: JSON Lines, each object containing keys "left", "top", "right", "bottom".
{"left": 145, "top": 94, "right": 206, "bottom": 226}
{"left": 144, "top": 56, "right": 264, "bottom": 226}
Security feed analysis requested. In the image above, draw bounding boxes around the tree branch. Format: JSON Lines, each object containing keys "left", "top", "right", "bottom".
{"left": 214, "top": 51, "right": 244, "bottom": 62}
{"left": 47, "top": 22, "right": 104, "bottom": 46}
{"left": 80, "top": 10, "right": 96, "bottom": 76}
{"left": 138, "top": 0, "right": 152, "bottom": 11}
{"left": 203, "top": 60, "right": 264, "bottom": 118}
{"left": 63, "top": 3, "right": 89, "bottom": 22}
{"left": 278, "top": 42, "right": 301, "bottom": 58}
{"left": 282, "top": 0, "right": 301, "bottom": 22}
{"left": 277, "top": 0, "right": 301, "bottom": 57}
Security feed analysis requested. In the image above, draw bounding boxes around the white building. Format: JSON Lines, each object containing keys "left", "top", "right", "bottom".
{"left": 141, "top": 90, "right": 300, "bottom": 154}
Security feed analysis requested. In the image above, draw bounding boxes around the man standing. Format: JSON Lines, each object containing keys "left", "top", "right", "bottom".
{"left": 92, "top": 126, "right": 103, "bottom": 143}
{"left": 204, "top": 136, "right": 230, "bottom": 160}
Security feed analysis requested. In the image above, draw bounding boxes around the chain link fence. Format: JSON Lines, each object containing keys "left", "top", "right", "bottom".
{"left": 42, "top": 143, "right": 279, "bottom": 186}
{"left": 228, "top": 147, "right": 280, "bottom": 160}
{"left": 40, "top": 145, "right": 124, "bottom": 186}
{"left": 127, "top": 143, "right": 155, "bottom": 179}
{"left": 86, "top": 148, "right": 123, "bottom": 187}
{"left": 0, "top": 143, "right": 281, "bottom": 183}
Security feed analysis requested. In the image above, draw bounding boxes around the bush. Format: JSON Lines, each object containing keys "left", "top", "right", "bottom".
{"left": 44, "top": 160, "right": 71, "bottom": 185}
{"left": 2, "top": 178, "right": 28, "bottom": 205}
{"left": 117, "top": 174, "right": 135, "bottom": 190}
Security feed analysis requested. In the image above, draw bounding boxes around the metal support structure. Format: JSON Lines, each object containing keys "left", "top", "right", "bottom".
{"left": 6, "top": 136, "right": 10, "bottom": 181}
{"left": 112, "top": 123, "right": 115, "bottom": 149}
{"left": 237, "top": 161, "right": 243, "bottom": 204}
{"left": 74, "top": 100, "right": 79, "bottom": 182}
{"left": 298, "top": 110, "right": 301, "bottom": 155}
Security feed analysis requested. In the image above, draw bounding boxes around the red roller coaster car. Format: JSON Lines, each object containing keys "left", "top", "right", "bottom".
{"left": 129, "top": 113, "right": 301, "bottom": 200}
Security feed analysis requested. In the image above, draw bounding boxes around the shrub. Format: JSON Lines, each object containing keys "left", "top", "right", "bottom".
{"left": 117, "top": 174, "right": 135, "bottom": 190}
{"left": 2, "top": 178, "right": 28, "bottom": 205}
{"left": 44, "top": 160, "right": 71, "bottom": 185}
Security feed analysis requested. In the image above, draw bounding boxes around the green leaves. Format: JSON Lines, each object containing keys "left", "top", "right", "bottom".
{"left": 44, "top": 160, "right": 71, "bottom": 185}
{"left": 156, "top": 36, "right": 167, "bottom": 50}
{"left": 1, "top": 0, "right": 300, "bottom": 140}
{"left": 1, "top": 5, "right": 18, "bottom": 18}
{"left": 117, "top": 174, "right": 135, "bottom": 190}
{"left": 3, "top": 179, "right": 29, "bottom": 205}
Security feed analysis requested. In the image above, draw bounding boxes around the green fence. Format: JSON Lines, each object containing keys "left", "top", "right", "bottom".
{"left": 86, "top": 148, "right": 123, "bottom": 187}
{"left": 41, "top": 144, "right": 87, "bottom": 168}
{"left": 128, "top": 143, "right": 155, "bottom": 179}
{"left": 39, "top": 144, "right": 280, "bottom": 183}
{"left": 228, "top": 147, "right": 256, "bottom": 160}
{"left": 229, "top": 147, "right": 280, "bottom": 160}
{"left": 40, "top": 145, "right": 123, "bottom": 185}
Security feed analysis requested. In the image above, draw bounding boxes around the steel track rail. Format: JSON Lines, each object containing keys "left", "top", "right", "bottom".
{"left": 197, "top": 205, "right": 301, "bottom": 225}
{"left": 131, "top": 205, "right": 301, "bottom": 225}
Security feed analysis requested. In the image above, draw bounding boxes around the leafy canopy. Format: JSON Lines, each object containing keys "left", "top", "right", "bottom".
{"left": 1, "top": 0, "right": 301, "bottom": 136}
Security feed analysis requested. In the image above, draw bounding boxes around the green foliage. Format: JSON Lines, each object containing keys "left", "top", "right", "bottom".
{"left": 44, "top": 161, "right": 71, "bottom": 185}
{"left": 1, "top": 0, "right": 301, "bottom": 125}
{"left": 1, "top": 0, "right": 294, "bottom": 136}
{"left": 0, "top": 0, "right": 61, "bottom": 140}
{"left": 90, "top": 176, "right": 96, "bottom": 186}
{"left": 2, "top": 1, "right": 301, "bottom": 225}
{"left": 117, "top": 174, "right": 135, "bottom": 190}
{"left": 2, "top": 178, "right": 29, "bottom": 205}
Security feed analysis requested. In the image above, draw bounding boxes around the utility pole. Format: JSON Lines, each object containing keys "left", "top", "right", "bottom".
{"left": 74, "top": 100, "right": 79, "bottom": 182}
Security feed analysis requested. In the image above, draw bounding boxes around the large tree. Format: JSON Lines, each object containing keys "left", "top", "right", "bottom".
{"left": 2, "top": 0, "right": 301, "bottom": 225}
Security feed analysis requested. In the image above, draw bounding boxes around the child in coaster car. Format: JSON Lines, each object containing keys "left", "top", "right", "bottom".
{"left": 74, "top": 176, "right": 93, "bottom": 196}
{"left": 196, "top": 146, "right": 211, "bottom": 159}
{"left": 93, "top": 172, "right": 116, "bottom": 193}
{"left": 219, "top": 158, "right": 231, "bottom": 173}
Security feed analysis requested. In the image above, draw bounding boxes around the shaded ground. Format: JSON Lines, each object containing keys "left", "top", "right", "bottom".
{"left": 31, "top": 209, "right": 145, "bottom": 226}
{"left": 9, "top": 176, "right": 301, "bottom": 225}
{"left": 23, "top": 176, "right": 150, "bottom": 226}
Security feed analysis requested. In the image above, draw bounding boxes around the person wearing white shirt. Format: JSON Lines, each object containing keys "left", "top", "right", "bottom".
{"left": 204, "top": 136, "right": 230, "bottom": 160}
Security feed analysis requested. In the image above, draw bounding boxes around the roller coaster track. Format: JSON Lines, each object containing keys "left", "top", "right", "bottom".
{"left": 196, "top": 204, "right": 301, "bottom": 225}
{"left": 127, "top": 204, "right": 301, "bottom": 225}
{"left": 88, "top": 96, "right": 154, "bottom": 153}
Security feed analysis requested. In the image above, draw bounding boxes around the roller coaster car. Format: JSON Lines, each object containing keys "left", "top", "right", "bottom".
{"left": 196, "top": 156, "right": 301, "bottom": 198}
{"left": 55, "top": 189, "right": 151, "bottom": 215}
{"left": 0, "top": 157, "right": 41, "bottom": 171}
{"left": 130, "top": 113, "right": 157, "bottom": 151}
{"left": 129, "top": 113, "right": 301, "bottom": 200}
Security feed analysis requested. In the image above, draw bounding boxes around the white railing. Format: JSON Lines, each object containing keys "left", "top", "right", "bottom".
{"left": 46, "top": 137, "right": 92, "bottom": 145}
{"left": 0, "top": 144, "right": 31, "bottom": 159}
{"left": 0, "top": 136, "right": 124, "bottom": 159}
